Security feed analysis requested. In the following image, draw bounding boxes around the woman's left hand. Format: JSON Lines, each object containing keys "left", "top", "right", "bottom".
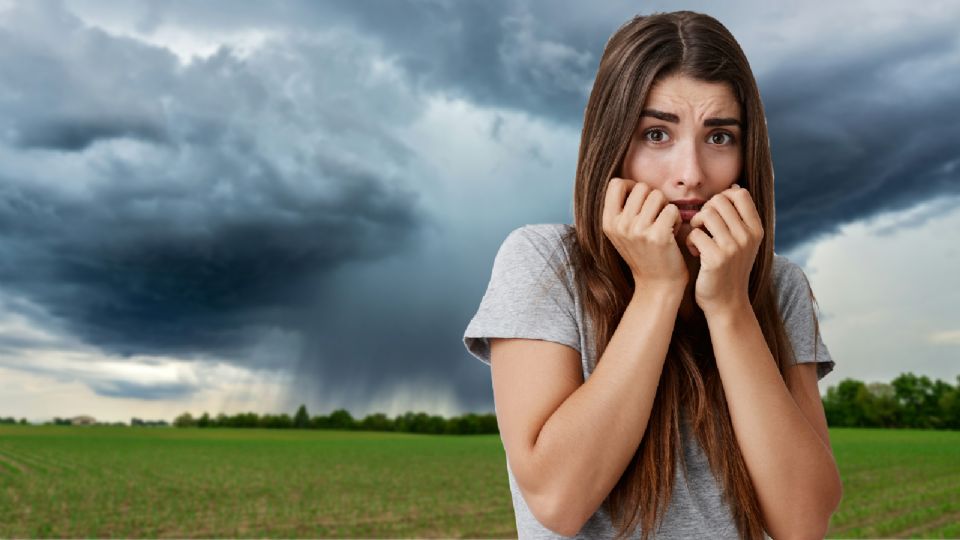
{"left": 684, "top": 183, "right": 764, "bottom": 316}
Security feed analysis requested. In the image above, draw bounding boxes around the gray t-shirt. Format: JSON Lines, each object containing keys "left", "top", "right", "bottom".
{"left": 462, "top": 223, "right": 834, "bottom": 539}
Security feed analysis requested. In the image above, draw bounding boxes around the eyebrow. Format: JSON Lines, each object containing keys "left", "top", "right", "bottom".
{"left": 640, "top": 108, "right": 742, "bottom": 128}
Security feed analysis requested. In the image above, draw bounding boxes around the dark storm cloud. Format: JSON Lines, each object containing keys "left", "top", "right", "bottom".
{"left": 3, "top": 0, "right": 959, "bottom": 412}
{"left": 763, "top": 26, "right": 960, "bottom": 251}
{"left": 155, "top": 0, "right": 960, "bottom": 252}
{"left": 75, "top": 0, "right": 604, "bottom": 126}
{"left": 57, "top": 1, "right": 960, "bottom": 250}
{"left": 13, "top": 116, "right": 169, "bottom": 151}
{"left": 0, "top": 2, "right": 428, "bottom": 365}
{"left": 0, "top": 8, "right": 177, "bottom": 151}
{"left": 317, "top": 1, "right": 599, "bottom": 125}
{"left": 87, "top": 379, "right": 199, "bottom": 400}
{"left": 326, "top": 0, "right": 960, "bottom": 250}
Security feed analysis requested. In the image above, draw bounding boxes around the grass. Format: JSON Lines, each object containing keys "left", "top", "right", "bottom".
{"left": 0, "top": 425, "right": 957, "bottom": 538}
{"left": 825, "top": 428, "right": 960, "bottom": 538}
{"left": 0, "top": 426, "right": 514, "bottom": 538}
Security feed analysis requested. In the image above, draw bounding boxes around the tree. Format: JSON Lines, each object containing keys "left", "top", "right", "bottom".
{"left": 823, "top": 379, "right": 871, "bottom": 427}
{"left": 327, "top": 409, "right": 355, "bottom": 430}
{"left": 892, "top": 373, "right": 938, "bottom": 428}
{"left": 864, "top": 383, "right": 900, "bottom": 427}
{"left": 939, "top": 376, "right": 960, "bottom": 429}
{"left": 293, "top": 404, "right": 310, "bottom": 429}
{"left": 360, "top": 413, "right": 393, "bottom": 431}
{"left": 174, "top": 412, "right": 195, "bottom": 427}
{"left": 309, "top": 415, "right": 330, "bottom": 429}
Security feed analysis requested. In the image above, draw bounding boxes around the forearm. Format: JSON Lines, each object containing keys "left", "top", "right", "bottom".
{"left": 705, "top": 304, "right": 842, "bottom": 539}
{"left": 532, "top": 286, "right": 683, "bottom": 532}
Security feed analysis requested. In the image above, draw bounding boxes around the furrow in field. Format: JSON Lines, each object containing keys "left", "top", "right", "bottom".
{"left": 0, "top": 445, "right": 67, "bottom": 474}
{"left": 0, "top": 450, "right": 30, "bottom": 475}
{"left": 831, "top": 471, "right": 960, "bottom": 521}
{"left": 829, "top": 487, "right": 960, "bottom": 537}
{"left": 870, "top": 498, "right": 960, "bottom": 538}
{"left": 157, "top": 506, "right": 512, "bottom": 538}
{"left": 892, "top": 508, "right": 960, "bottom": 538}
{"left": 24, "top": 447, "right": 86, "bottom": 473}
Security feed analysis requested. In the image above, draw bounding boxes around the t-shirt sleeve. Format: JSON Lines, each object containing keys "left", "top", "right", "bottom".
{"left": 776, "top": 259, "right": 835, "bottom": 381}
{"left": 462, "top": 226, "right": 581, "bottom": 366}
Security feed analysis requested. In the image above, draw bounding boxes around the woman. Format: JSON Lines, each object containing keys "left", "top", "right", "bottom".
{"left": 463, "top": 11, "right": 841, "bottom": 540}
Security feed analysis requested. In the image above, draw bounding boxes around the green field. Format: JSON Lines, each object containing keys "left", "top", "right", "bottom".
{"left": 827, "top": 428, "right": 960, "bottom": 538}
{"left": 0, "top": 426, "right": 957, "bottom": 538}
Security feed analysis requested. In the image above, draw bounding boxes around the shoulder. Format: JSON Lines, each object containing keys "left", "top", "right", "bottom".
{"left": 771, "top": 253, "right": 821, "bottom": 323}
{"left": 503, "top": 223, "right": 574, "bottom": 251}
{"left": 497, "top": 223, "right": 575, "bottom": 268}
{"left": 492, "top": 223, "right": 578, "bottom": 298}
{"left": 772, "top": 253, "right": 811, "bottom": 299}
{"left": 772, "top": 252, "right": 802, "bottom": 282}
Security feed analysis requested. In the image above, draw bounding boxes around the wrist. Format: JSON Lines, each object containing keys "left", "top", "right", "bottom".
{"left": 631, "top": 281, "right": 686, "bottom": 307}
{"left": 702, "top": 297, "right": 753, "bottom": 322}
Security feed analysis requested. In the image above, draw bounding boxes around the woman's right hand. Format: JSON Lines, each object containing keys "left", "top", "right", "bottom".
{"left": 602, "top": 178, "right": 688, "bottom": 294}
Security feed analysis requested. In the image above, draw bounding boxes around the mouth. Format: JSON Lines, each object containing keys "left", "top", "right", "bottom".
{"left": 676, "top": 204, "right": 704, "bottom": 222}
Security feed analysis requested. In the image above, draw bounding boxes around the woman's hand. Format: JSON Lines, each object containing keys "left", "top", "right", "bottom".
{"left": 602, "top": 178, "right": 688, "bottom": 295}
{"left": 684, "top": 183, "right": 764, "bottom": 315}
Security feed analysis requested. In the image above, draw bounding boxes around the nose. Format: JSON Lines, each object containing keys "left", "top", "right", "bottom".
{"left": 672, "top": 139, "right": 705, "bottom": 190}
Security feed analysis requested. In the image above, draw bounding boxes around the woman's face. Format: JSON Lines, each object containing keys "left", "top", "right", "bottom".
{"left": 620, "top": 73, "right": 743, "bottom": 254}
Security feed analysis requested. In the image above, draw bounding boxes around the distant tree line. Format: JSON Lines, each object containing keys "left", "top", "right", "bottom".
{"left": 172, "top": 405, "right": 499, "bottom": 434}
{"left": 5, "top": 372, "right": 957, "bottom": 431}
{"left": 822, "top": 372, "right": 960, "bottom": 429}
{"left": 130, "top": 418, "right": 170, "bottom": 427}
{"left": 46, "top": 417, "right": 126, "bottom": 427}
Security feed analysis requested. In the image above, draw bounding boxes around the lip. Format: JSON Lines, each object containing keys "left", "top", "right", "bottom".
{"left": 671, "top": 199, "right": 706, "bottom": 222}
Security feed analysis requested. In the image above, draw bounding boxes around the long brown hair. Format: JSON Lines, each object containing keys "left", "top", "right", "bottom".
{"left": 564, "top": 11, "right": 806, "bottom": 540}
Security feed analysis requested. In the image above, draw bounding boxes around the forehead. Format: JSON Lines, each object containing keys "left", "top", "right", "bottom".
{"left": 644, "top": 74, "right": 740, "bottom": 118}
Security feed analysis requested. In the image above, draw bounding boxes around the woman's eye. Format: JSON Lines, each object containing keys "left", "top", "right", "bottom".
{"left": 643, "top": 128, "right": 670, "bottom": 143}
{"left": 709, "top": 132, "right": 735, "bottom": 145}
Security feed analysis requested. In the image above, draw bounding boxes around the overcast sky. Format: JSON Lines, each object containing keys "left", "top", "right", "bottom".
{"left": 1, "top": 0, "right": 958, "bottom": 423}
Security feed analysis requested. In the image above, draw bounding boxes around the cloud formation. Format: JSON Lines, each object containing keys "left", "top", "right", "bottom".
{"left": 1, "top": 2, "right": 429, "bottom": 364}
{"left": 0, "top": 0, "right": 957, "bottom": 416}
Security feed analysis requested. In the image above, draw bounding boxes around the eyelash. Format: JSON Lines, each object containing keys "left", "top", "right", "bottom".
{"left": 642, "top": 128, "right": 737, "bottom": 145}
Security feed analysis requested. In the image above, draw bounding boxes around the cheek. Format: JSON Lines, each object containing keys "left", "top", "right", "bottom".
{"left": 622, "top": 148, "right": 670, "bottom": 189}
{"left": 703, "top": 153, "right": 742, "bottom": 184}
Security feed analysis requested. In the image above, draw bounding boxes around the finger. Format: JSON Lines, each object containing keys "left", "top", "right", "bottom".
{"left": 728, "top": 186, "right": 764, "bottom": 237}
{"left": 690, "top": 206, "right": 735, "bottom": 250}
{"left": 708, "top": 193, "right": 750, "bottom": 246}
{"left": 654, "top": 202, "right": 680, "bottom": 234}
{"left": 621, "top": 180, "right": 648, "bottom": 218}
{"left": 636, "top": 188, "right": 666, "bottom": 226}
{"left": 602, "top": 178, "right": 630, "bottom": 230}
{"left": 685, "top": 227, "right": 719, "bottom": 260}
